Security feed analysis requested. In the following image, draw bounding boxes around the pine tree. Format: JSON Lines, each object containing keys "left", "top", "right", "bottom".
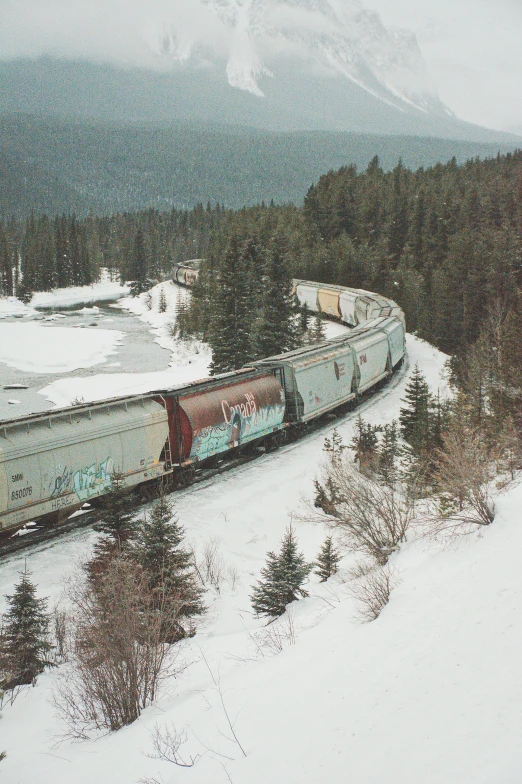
{"left": 323, "top": 428, "right": 347, "bottom": 462}
{"left": 0, "top": 566, "right": 51, "bottom": 689}
{"left": 209, "top": 236, "right": 258, "bottom": 374}
{"left": 87, "top": 473, "right": 138, "bottom": 582}
{"left": 378, "top": 421, "right": 400, "bottom": 484}
{"left": 128, "top": 229, "right": 151, "bottom": 296}
{"left": 158, "top": 287, "right": 168, "bottom": 313}
{"left": 132, "top": 495, "right": 204, "bottom": 639}
{"left": 0, "top": 225, "right": 13, "bottom": 296}
{"left": 351, "top": 416, "right": 382, "bottom": 473}
{"left": 308, "top": 315, "right": 326, "bottom": 344}
{"left": 252, "top": 240, "right": 298, "bottom": 359}
{"left": 399, "top": 365, "right": 432, "bottom": 454}
{"left": 314, "top": 536, "right": 341, "bottom": 581}
{"left": 250, "top": 525, "right": 312, "bottom": 619}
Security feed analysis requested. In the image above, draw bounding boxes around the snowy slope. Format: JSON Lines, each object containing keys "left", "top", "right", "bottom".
{"left": 4, "top": 334, "right": 521, "bottom": 783}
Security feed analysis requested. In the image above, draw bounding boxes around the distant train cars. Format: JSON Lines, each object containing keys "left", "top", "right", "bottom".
{"left": 172, "top": 259, "right": 202, "bottom": 287}
{"left": 0, "top": 275, "right": 406, "bottom": 534}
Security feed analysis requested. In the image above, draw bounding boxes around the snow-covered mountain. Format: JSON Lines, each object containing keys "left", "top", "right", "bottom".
{"left": 1, "top": 0, "right": 519, "bottom": 141}
{"left": 156, "top": 0, "right": 448, "bottom": 117}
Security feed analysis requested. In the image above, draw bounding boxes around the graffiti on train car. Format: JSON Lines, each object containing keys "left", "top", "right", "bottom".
{"left": 191, "top": 397, "right": 285, "bottom": 461}
{"left": 47, "top": 458, "right": 114, "bottom": 501}
{"left": 50, "top": 465, "right": 74, "bottom": 498}
{"left": 72, "top": 457, "right": 114, "bottom": 501}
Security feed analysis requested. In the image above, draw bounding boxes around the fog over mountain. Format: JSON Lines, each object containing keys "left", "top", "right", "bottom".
{"left": 1, "top": 0, "right": 521, "bottom": 133}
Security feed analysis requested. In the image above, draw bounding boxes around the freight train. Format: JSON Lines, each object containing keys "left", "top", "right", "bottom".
{"left": 0, "top": 278, "right": 406, "bottom": 534}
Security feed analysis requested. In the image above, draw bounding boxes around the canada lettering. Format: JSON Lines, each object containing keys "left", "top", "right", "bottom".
{"left": 221, "top": 393, "right": 257, "bottom": 424}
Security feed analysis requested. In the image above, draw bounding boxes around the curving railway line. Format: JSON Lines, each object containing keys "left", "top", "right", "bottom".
{"left": 0, "top": 267, "right": 406, "bottom": 551}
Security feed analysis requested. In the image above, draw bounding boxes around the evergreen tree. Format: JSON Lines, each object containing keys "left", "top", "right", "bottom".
{"left": 378, "top": 421, "right": 400, "bottom": 484}
{"left": 132, "top": 495, "right": 204, "bottom": 639}
{"left": 87, "top": 472, "right": 138, "bottom": 582}
{"left": 399, "top": 365, "right": 432, "bottom": 454}
{"left": 0, "top": 566, "right": 51, "bottom": 689}
{"left": 351, "top": 416, "right": 382, "bottom": 473}
{"left": 252, "top": 239, "right": 299, "bottom": 358}
{"left": 158, "top": 287, "right": 168, "bottom": 313}
{"left": 314, "top": 536, "right": 341, "bottom": 581}
{"left": 323, "top": 428, "right": 347, "bottom": 462}
{"left": 250, "top": 526, "right": 312, "bottom": 619}
{"left": 308, "top": 315, "right": 327, "bottom": 345}
{"left": 128, "top": 229, "right": 151, "bottom": 296}
{"left": 0, "top": 225, "right": 13, "bottom": 296}
{"left": 209, "top": 236, "right": 258, "bottom": 374}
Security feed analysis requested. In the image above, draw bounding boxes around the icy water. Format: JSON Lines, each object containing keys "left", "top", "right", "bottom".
{"left": 0, "top": 304, "right": 171, "bottom": 420}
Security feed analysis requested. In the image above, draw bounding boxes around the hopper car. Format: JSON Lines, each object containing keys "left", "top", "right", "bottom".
{"left": 1, "top": 279, "right": 406, "bottom": 535}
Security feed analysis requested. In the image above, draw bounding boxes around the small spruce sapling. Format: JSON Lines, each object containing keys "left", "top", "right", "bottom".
{"left": 0, "top": 566, "right": 51, "bottom": 689}
{"left": 158, "top": 287, "right": 168, "bottom": 313}
{"left": 250, "top": 525, "right": 312, "bottom": 620}
{"left": 314, "top": 536, "right": 341, "bottom": 582}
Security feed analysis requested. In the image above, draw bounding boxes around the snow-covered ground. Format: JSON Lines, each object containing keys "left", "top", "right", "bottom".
{"left": 4, "top": 334, "right": 519, "bottom": 784}
{"left": 0, "top": 322, "right": 124, "bottom": 374}
{"left": 38, "top": 282, "right": 213, "bottom": 405}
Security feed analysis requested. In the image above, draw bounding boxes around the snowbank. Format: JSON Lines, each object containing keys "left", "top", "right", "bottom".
{"left": 0, "top": 323, "right": 124, "bottom": 374}
{"left": 32, "top": 281, "right": 129, "bottom": 310}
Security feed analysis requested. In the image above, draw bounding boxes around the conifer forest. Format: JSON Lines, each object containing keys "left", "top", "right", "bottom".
{"left": 2, "top": 150, "right": 521, "bottom": 364}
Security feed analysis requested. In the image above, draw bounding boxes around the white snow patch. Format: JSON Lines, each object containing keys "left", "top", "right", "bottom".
{"left": 31, "top": 281, "right": 129, "bottom": 310}
{"left": 0, "top": 323, "right": 124, "bottom": 374}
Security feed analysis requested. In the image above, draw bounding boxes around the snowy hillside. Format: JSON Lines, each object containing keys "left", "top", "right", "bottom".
{"left": 2, "top": 332, "right": 521, "bottom": 783}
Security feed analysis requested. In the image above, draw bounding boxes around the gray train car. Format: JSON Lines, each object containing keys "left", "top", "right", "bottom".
{"left": 256, "top": 341, "right": 356, "bottom": 422}
{"left": 348, "top": 325, "right": 391, "bottom": 394}
{"left": 294, "top": 281, "right": 320, "bottom": 313}
{"left": 0, "top": 395, "right": 169, "bottom": 531}
{"left": 172, "top": 259, "right": 202, "bottom": 287}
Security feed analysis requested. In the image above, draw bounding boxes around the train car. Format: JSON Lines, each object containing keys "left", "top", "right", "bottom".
{"left": 294, "top": 281, "right": 320, "bottom": 313}
{"left": 378, "top": 316, "right": 406, "bottom": 368}
{"left": 0, "top": 396, "right": 169, "bottom": 532}
{"left": 172, "top": 259, "right": 202, "bottom": 287}
{"left": 339, "top": 289, "right": 374, "bottom": 326}
{"left": 348, "top": 324, "right": 392, "bottom": 394}
{"left": 317, "top": 285, "right": 342, "bottom": 319}
{"left": 159, "top": 370, "right": 286, "bottom": 466}
{"left": 255, "top": 341, "right": 356, "bottom": 422}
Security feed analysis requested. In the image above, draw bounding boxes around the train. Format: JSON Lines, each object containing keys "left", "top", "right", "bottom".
{"left": 0, "top": 277, "right": 406, "bottom": 534}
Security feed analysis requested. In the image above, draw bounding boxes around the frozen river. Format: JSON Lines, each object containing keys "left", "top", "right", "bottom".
{"left": 0, "top": 303, "right": 172, "bottom": 419}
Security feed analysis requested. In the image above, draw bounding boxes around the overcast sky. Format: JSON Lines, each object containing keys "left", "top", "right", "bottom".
{"left": 1, "top": 0, "right": 521, "bottom": 133}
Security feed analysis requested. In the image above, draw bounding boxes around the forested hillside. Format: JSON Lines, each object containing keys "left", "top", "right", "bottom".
{"left": 0, "top": 114, "right": 519, "bottom": 217}
{"left": 190, "top": 150, "right": 522, "bottom": 358}
{"left": 2, "top": 150, "right": 521, "bottom": 363}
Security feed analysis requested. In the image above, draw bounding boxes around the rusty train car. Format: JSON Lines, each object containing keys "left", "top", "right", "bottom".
{"left": 0, "top": 277, "right": 406, "bottom": 534}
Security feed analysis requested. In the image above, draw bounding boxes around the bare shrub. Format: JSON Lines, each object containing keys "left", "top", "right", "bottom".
{"left": 302, "top": 456, "right": 414, "bottom": 564}
{"left": 254, "top": 608, "right": 298, "bottom": 656}
{"left": 54, "top": 558, "right": 186, "bottom": 739}
{"left": 143, "top": 723, "right": 198, "bottom": 770}
{"left": 421, "top": 426, "right": 499, "bottom": 538}
{"left": 195, "top": 539, "right": 227, "bottom": 594}
{"left": 51, "top": 605, "right": 69, "bottom": 664}
{"left": 348, "top": 563, "right": 400, "bottom": 622}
